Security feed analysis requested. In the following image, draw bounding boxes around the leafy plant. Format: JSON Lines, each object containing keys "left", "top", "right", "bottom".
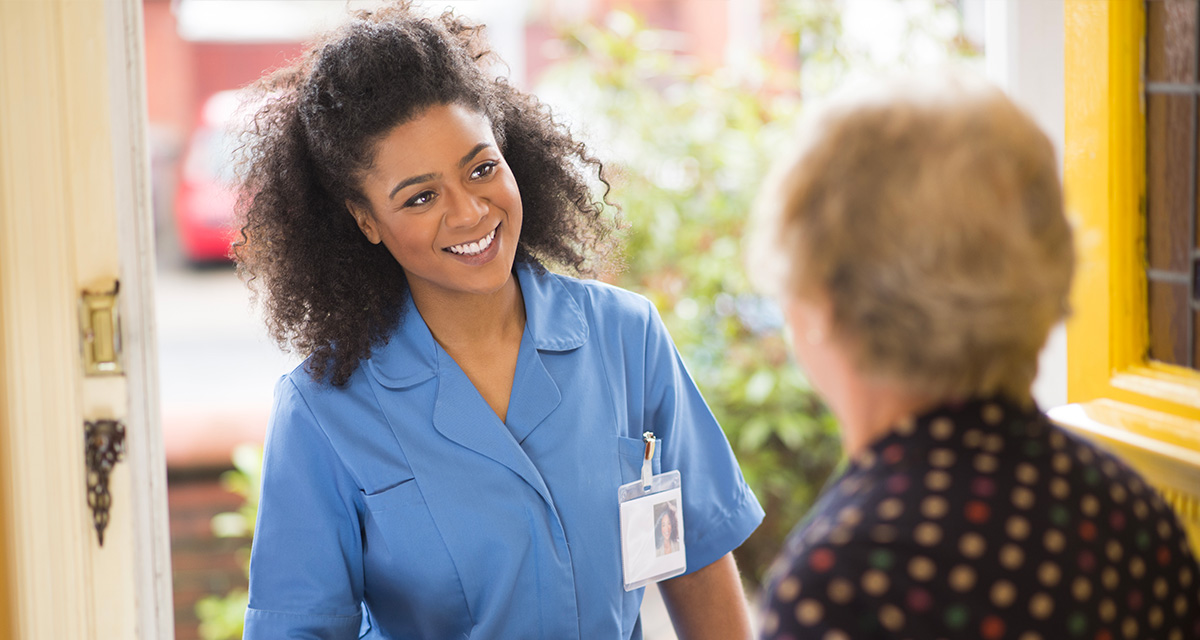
{"left": 539, "top": 0, "right": 978, "bottom": 584}
{"left": 539, "top": 9, "right": 846, "bottom": 585}
{"left": 194, "top": 444, "right": 261, "bottom": 640}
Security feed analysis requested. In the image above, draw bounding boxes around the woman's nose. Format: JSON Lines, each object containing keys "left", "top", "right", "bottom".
{"left": 444, "top": 187, "right": 487, "bottom": 228}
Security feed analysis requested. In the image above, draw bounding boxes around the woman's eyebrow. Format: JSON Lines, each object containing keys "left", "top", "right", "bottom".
{"left": 389, "top": 172, "right": 436, "bottom": 200}
{"left": 387, "top": 143, "right": 493, "bottom": 200}
{"left": 458, "top": 142, "right": 492, "bottom": 168}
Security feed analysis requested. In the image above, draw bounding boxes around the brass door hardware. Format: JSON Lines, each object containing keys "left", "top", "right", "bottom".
{"left": 79, "top": 280, "right": 122, "bottom": 376}
{"left": 85, "top": 419, "right": 126, "bottom": 546}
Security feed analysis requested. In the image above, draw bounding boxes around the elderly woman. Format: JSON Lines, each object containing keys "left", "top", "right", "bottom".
{"left": 234, "top": 2, "right": 763, "bottom": 638}
{"left": 748, "top": 77, "right": 1200, "bottom": 639}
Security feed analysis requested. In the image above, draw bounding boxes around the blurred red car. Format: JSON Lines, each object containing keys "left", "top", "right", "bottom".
{"left": 174, "top": 90, "right": 241, "bottom": 263}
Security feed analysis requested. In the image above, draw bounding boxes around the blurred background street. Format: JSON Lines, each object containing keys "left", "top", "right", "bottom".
{"left": 155, "top": 261, "right": 294, "bottom": 466}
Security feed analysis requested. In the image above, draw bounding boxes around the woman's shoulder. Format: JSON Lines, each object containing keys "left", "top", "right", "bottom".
{"left": 536, "top": 269, "right": 658, "bottom": 327}
{"left": 276, "top": 353, "right": 375, "bottom": 407}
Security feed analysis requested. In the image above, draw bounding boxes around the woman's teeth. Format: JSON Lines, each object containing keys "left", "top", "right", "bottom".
{"left": 447, "top": 228, "right": 496, "bottom": 256}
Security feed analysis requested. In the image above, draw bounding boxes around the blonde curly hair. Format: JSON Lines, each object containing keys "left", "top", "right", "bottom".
{"left": 748, "top": 74, "right": 1074, "bottom": 403}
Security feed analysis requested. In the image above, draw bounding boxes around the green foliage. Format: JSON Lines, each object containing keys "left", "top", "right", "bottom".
{"left": 195, "top": 444, "right": 261, "bottom": 640}
{"left": 540, "top": 9, "right": 846, "bottom": 585}
{"left": 196, "top": 589, "right": 248, "bottom": 640}
{"left": 538, "top": 1, "right": 979, "bottom": 585}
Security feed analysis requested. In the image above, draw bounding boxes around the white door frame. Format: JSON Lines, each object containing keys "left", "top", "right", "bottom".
{"left": 109, "top": 0, "right": 177, "bottom": 636}
{"left": 984, "top": 0, "right": 1068, "bottom": 410}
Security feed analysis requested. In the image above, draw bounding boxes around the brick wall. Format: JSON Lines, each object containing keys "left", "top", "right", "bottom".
{"left": 168, "top": 467, "right": 249, "bottom": 640}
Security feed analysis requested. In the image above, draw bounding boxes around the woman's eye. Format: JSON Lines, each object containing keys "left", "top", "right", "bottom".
{"left": 470, "top": 161, "right": 497, "bottom": 180}
{"left": 404, "top": 191, "right": 437, "bottom": 207}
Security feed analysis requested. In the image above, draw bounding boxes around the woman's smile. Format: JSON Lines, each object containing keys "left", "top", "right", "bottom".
{"left": 444, "top": 224, "right": 498, "bottom": 257}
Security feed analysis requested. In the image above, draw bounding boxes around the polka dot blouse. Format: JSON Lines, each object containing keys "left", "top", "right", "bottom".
{"left": 759, "top": 398, "right": 1200, "bottom": 640}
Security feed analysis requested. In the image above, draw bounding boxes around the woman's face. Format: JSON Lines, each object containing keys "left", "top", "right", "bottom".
{"left": 783, "top": 290, "right": 835, "bottom": 400}
{"left": 349, "top": 103, "right": 523, "bottom": 304}
{"left": 660, "top": 514, "right": 672, "bottom": 537}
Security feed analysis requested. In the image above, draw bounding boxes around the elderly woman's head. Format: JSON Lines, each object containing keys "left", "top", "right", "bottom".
{"left": 749, "top": 75, "right": 1074, "bottom": 404}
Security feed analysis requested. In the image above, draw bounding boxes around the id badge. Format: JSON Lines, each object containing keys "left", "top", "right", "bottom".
{"left": 618, "top": 432, "right": 686, "bottom": 591}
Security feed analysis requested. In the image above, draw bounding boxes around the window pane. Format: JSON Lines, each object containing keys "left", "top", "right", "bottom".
{"left": 1150, "top": 280, "right": 1190, "bottom": 365}
{"left": 1147, "top": 0, "right": 1198, "bottom": 83}
{"left": 1146, "top": 1, "right": 1200, "bottom": 369}
{"left": 1147, "top": 93, "right": 1194, "bottom": 271}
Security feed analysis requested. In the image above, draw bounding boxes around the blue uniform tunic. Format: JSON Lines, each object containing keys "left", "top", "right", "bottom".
{"left": 244, "top": 263, "right": 765, "bottom": 639}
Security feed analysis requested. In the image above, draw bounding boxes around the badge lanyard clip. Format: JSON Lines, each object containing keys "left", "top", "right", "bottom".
{"left": 641, "top": 431, "right": 656, "bottom": 491}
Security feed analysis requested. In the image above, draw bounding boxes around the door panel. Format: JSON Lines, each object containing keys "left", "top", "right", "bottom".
{"left": 0, "top": 0, "right": 172, "bottom": 638}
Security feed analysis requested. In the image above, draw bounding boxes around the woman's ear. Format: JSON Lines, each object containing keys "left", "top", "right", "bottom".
{"left": 784, "top": 292, "right": 832, "bottom": 347}
{"left": 346, "top": 201, "right": 382, "bottom": 245}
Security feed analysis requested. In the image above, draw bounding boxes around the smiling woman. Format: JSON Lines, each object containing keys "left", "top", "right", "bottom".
{"left": 231, "top": 2, "right": 764, "bottom": 639}
{"left": 234, "top": 3, "right": 612, "bottom": 388}
{"left": 347, "top": 103, "right": 527, "bottom": 421}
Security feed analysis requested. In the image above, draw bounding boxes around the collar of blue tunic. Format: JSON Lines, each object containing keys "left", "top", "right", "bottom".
{"left": 366, "top": 261, "right": 589, "bottom": 389}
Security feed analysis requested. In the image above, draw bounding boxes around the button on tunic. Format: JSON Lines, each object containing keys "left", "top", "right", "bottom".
{"left": 245, "top": 263, "right": 765, "bottom": 639}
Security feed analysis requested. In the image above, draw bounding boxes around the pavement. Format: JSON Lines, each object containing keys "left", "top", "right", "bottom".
{"left": 155, "top": 262, "right": 299, "bottom": 466}
{"left": 641, "top": 584, "right": 679, "bottom": 640}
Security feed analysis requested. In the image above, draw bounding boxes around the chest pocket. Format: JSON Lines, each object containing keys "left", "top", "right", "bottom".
{"left": 360, "top": 478, "right": 473, "bottom": 639}
{"left": 617, "top": 435, "right": 663, "bottom": 486}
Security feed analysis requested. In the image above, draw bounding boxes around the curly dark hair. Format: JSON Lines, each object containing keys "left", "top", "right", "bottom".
{"left": 233, "top": 1, "right": 618, "bottom": 386}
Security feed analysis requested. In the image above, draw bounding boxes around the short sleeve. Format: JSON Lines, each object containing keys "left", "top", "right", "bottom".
{"left": 243, "top": 376, "right": 367, "bottom": 639}
{"left": 641, "top": 302, "right": 765, "bottom": 574}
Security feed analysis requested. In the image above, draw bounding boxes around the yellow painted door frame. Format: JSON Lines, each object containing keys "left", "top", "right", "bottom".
{"left": 1058, "top": 0, "right": 1200, "bottom": 552}
{"left": 0, "top": 0, "right": 172, "bottom": 638}
{"left": 1065, "top": 0, "right": 1200, "bottom": 416}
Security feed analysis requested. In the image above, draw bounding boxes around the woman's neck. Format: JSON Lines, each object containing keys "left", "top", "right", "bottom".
{"left": 409, "top": 275, "right": 526, "bottom": 352}
{"left": 830, "top": 373, "right": 939, "bottom": 460}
